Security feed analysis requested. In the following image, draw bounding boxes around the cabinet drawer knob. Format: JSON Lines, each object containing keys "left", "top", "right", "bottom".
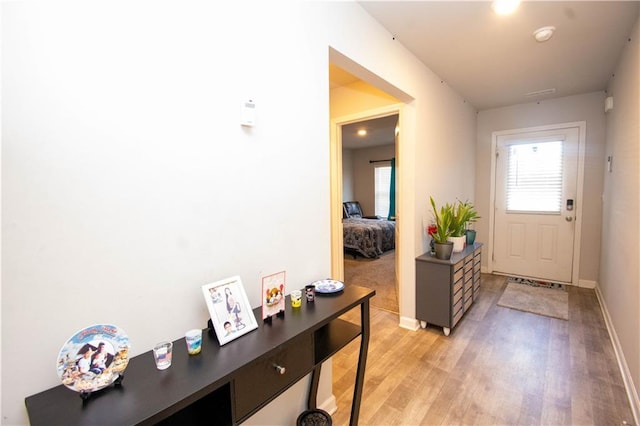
{"left": 273, "top": 364, "right": 286, "bottom": 375}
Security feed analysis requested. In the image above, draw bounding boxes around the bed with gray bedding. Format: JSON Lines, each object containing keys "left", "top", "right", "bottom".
{"left": 343, "top": 217, "right": 395, "bottom": 258}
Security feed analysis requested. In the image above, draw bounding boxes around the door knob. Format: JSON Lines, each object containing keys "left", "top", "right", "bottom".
{"left": 565, "top": 216, "right": 573, "bottom": 222}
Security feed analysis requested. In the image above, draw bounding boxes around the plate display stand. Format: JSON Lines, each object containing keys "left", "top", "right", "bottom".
{"left": 79, "top": 374, "right": 124, "bottom": 401}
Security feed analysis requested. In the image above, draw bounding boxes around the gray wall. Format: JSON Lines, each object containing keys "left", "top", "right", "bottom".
{"left": 601, "top": 15, "right": 640, "bottom": 412}
{"left": 342, "top": 148, "right": 354, "bottom": 202}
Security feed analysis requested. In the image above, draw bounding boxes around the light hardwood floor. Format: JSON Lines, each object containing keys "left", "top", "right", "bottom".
{"left": 331, "top": 274, "right": 635, "bottom": 426}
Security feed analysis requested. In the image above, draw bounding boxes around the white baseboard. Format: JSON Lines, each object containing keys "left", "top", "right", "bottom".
{"left": 318, "top": 394, "right": 338, "bottom": 416}
{"left": 399, "top": 316, "right": 419, "bottom": 331}
{"left": 595, "top": 286, "right": 640, "bottom": 426}
{"left": 578, "top": 279, "right": 597, "bottom": 289}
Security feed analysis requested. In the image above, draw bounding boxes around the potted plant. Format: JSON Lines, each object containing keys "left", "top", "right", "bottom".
{"left": 450, "top": 200, "right": 480, "bottom": 252}
{"left": 429, "top": 196, "right": 454, "bottom": 260}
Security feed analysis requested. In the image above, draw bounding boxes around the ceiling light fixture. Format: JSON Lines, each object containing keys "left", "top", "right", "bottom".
{"left": 357, "top": 129, "right": 367, "bottom": 136}
{"left": 533, "top": 26, "right": 556, "bottom": 42}
{"left": 491, "top": 0, "right": 520, "bottom": 15}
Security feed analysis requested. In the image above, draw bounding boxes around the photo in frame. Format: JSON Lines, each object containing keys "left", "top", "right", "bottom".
{"left": 202, "top": 276, "right": 258, "bottom": 346}
{"left": 261, "top": 271, "right": 285, "bottom": 320}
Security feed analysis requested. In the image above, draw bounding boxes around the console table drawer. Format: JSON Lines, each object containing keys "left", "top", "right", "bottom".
{"left": 234, "top": 333, "right": 313, "bottom": 420}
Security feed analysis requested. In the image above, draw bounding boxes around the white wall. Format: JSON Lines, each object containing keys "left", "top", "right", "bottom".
{"left": 1, "top": 1, "right": 477, "bottom": 424}
{"left": 2, "top": 2, "right": 332, "bottom": 424}
{"left": 601, "top": 15, "right": 640, "bottom": 417}
{"left": 476, "top": 91, "right": 607, "bottom": 284}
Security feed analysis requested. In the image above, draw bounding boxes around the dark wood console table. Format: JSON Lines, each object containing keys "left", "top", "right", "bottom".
{"left": 25, "top": 285, "right": 375, "bottom": 425}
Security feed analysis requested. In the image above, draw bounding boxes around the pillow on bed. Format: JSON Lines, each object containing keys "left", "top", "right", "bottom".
{"left": 343, "top": 201, "right": 363, "bottom": 218}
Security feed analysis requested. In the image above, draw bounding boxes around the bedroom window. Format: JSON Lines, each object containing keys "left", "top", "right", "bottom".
{"left": 374, "top": 165, "right": 391, "bottom": 217}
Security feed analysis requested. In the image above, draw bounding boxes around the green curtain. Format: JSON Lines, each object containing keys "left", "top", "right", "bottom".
{"left": 388, "top": 157, "right": 396, "bottom": 220}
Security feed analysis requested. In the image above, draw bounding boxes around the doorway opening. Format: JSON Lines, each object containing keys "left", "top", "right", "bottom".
{"left": 328, "top": 70, "right": 404, "bottom": 314}
{"left": 341, "top": 113, "right": 399, "bottom": 313}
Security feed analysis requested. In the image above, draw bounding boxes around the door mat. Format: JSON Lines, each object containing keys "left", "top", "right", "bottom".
{"left": 507, "top": 276, "right": 566, "bottom": 290}
{"left": 497, "top": 281, "right": 568, "bottom": 320}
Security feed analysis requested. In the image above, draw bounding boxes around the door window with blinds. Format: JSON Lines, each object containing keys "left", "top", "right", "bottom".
{"left": 374, "top": 165, "right": 391, "bottom": 217}
{"left": 505, "top": 140, "right": 563, "bottom": 213}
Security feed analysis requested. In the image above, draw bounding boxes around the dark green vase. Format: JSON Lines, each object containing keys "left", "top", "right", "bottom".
{"left": 465, "top": 229, "right": 476, "bottom": 245}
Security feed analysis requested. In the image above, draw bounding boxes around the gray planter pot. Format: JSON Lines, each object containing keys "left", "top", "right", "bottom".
{"left": 434, "top": 241, "right": 454, "bottom": 260}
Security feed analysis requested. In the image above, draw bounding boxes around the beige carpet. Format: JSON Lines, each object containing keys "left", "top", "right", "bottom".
{"left": 497, "top": 282, "right": 568, "bottom": 320}
{"left": 344, "top": 250, "right": 397, "bottom": 313}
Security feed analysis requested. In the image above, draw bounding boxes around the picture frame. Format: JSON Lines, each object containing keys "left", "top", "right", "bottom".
{"left": 202, "top": 276, "right": 258, "bottom": 346}
{"left": 261, "top": 271, "right": 286, "bottom": 320}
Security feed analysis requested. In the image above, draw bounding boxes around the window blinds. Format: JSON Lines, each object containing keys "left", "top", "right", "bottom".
{"left": 374, "top": 165, "right": 391, "bottom": 217}
{"left": 506, "top": 141, "right": 563, "bottom": 213}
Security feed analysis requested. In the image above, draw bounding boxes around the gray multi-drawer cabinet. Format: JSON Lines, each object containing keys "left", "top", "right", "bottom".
{"left": 415, "top": 242, "right": 482, "bottom": 336}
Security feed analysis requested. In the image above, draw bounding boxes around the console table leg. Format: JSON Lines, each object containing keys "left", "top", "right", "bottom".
{"left": 308, "top": 364, "right": 321, "bottom": 410}
{"left": 350, "top": 299, "right": 370, "bottom": 426}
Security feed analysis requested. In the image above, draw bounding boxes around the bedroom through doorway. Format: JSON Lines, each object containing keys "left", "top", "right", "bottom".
{"left": 340, "top": 114, "right": 399, "bottom": 313}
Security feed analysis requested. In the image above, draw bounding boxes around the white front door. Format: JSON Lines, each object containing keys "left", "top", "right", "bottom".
{"left": 493, "top": 126, "right": 580, "bottom": 283}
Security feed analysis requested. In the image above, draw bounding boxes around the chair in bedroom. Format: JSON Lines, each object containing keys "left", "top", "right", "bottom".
{"left": 343, "top": 201, "right": 381, "bottom": 219}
